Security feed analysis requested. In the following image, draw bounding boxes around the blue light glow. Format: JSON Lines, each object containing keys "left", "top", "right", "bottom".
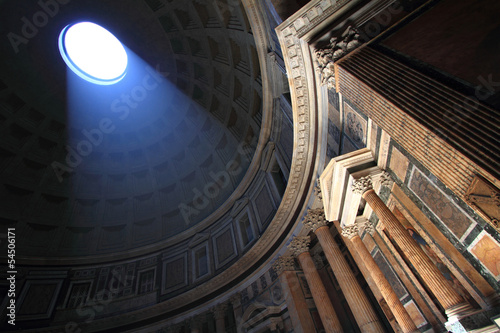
{"left": 59, "top": 22, "right": 128, "bottom": 85}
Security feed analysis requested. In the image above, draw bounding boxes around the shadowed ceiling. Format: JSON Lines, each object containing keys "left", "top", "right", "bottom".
{"left": 0, "top": 0, "right": 262, "bottom": 257}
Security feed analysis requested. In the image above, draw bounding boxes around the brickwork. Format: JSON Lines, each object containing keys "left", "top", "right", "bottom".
{"left": 335, "top": 46, "right": 499, "bottom": 203}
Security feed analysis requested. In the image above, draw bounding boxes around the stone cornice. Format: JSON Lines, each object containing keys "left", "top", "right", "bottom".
{"left": 280, "top": 0, "right": 356, "bottom": 41}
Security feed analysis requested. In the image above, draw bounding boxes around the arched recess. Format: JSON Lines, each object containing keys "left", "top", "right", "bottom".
{"left": 239, "top": 302, "right": 284, "bottom": 333}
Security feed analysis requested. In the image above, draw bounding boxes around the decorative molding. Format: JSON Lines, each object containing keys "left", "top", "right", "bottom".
{"left": 315, "top": 49, "right": 336, "bottom": 89}
{"left": 314, "top": 182, "right": 323, "bottom": 201}
{"left": 282, "top": 0, "right": 352, "bottom": 40}
{"left": 17, "top": 279, "right": 64, "bottom": 321}
{"left": 380, "top": 171, "right": 394, "bottom": 189}
{"left": 260, "top": 141, "right": 276, "bottom": 171}
{"left": 352, "top": 176, "right": 373, "bottom": 195}
{"left": 188, "top": 232, "right": 211, "bottom": 248}
{"left": 162, "top": 252, "right": 188, "bottom": 294}
{"left": 464, "top": 175, "right": 500, "bottom": 231}
{"left": 288, "top": 236, "right": 311, "bottom": 257}
{"left": 314, "top": 26, "right": 362, "bottom": 88}
{"left": 212, "top": 224, "right": 238, "bottom": 269}
{"left": 302, "top": 208, "right": 329, "bottom": 232}
{"left": 320, "top": 148, "right": 375, "bottom": 221}
{"left": 272, "top": 256, "right": 296, "bottom": 275}
{"left": 341, "top": 223, "right": 359, "bottom": 239}
{"left": 230, "top": 197, "right": 250, "bottom": 217}
{"left": 362, "top": 220, "right": 375, "bottom": 236}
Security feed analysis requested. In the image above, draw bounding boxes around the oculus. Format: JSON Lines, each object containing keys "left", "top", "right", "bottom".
{"left": 59, "top": 22, "right": 128, "bottom": 85}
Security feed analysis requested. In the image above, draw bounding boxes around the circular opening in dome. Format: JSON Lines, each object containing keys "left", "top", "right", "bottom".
{"left": 58, "top": 22, "right": 128, "bottom": 85}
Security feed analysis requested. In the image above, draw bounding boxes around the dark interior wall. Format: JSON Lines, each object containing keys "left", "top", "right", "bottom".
{"left": 382, "top": 0, "right": 500, "bottom": 91}
{"left": 270, "top": 0, "right": 310, "bottom": 21}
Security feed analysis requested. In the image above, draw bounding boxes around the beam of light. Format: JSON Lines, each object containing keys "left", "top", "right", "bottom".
{"left": 59, "top": 22, "right": 128, "bottom": 85}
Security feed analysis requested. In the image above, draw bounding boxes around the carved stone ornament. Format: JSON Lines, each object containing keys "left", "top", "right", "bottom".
{"left": 314, "top": 26, "right": 362, "bottom": 88}
{"left": 341, "top": 223, "right": 359, "bottom": 239}
{"left": 302, "top": 208, "right": 329, "bottom": 232}
{"left": 288, "top": 236, "right": 311, "bottom": 257}
{"left": 314, "top": 182, "right": 323, "bottom": 201}
{"left": 352, "top": 176, "right": 373, "bottom": 195}
{"left": 272, "top": 256, "right": 296, "bottom": 275}
{"left": 380, "top": 171, "right": 394, "bottom": 188}
{"left": 362, "top": 220, "right": 375, "bottom": 236}
{"left": 464, "top": 175, "right": 500, "bottom": 231}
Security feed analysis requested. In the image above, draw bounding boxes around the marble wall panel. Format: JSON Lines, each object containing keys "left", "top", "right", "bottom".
{"left": 468, "top": 231, "right": 500, "bottom": 280}
{"left": 409, "top": 168, "right": 474, "bottom": 239}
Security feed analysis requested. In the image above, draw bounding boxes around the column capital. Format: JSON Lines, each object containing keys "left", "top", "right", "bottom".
{"left": 362, "top": 220, "right": 376, "bottom": 235}
{"left": 289, "top": 236, "right": 311, "bottom": 257}
{"left": 341, "top": 223, "right": 359, "bottom": 239}
{"left": 302, "top": 208, "right": 329, "bottom": 232}
{"left": 272, "top": 256, "right": 296, "bottom": 275}
{"left": 380, "top": 171, "right": 394, "bottom": 188}
{"left": 352, "top": 176, "right": 373, "bottom": 194}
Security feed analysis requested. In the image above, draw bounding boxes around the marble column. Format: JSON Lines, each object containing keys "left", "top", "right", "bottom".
{"left": 213, "top": 303, "right": 226, "bottom": 333}
{"left": 289, "top": 236, "right": 343, "bottom": 333}
{"left": 303, "top": 209, "right": 385, "bottom": 333}
{"left": 352, "top": 175, "right": 474, "bottom": 319}
{"left": 272, "top": 256, "right": 316, "bottom": 333}
{"left": 342, "top": 222, "right": 419, "bottom": 333}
